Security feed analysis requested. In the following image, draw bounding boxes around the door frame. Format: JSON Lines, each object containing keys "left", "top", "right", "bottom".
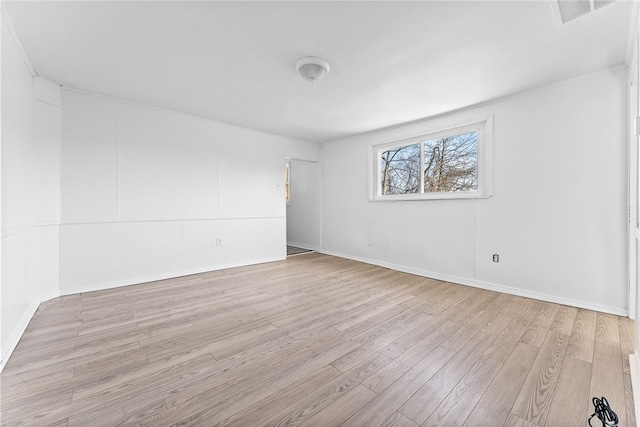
{"left": 629, "top": 39, "right": 639, "bottom": 320}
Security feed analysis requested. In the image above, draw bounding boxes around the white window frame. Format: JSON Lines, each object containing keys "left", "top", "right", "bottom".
{"left": 369, "top": 115, "right": 493, "bottom": 201}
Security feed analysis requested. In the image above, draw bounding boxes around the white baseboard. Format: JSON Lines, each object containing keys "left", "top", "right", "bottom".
{"left": 319, "top": 249, "right": 628, "bottom": 317}
{"left": 630, "top": 352, "right": 640, "bottom": 427}
{"left": 0, "top": 290, "right": 60, "bottom": 373}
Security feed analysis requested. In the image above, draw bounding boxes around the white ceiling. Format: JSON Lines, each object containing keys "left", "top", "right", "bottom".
{"left": 5, "top": 1, "right": 633, "bottom": 143}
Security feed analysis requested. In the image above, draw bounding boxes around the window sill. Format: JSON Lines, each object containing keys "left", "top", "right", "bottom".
{"left": 369, "top": 192, "right": 491, "bottom": 202}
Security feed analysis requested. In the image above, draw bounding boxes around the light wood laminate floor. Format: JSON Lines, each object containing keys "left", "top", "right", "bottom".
{"left": 0, "top": 253, "right": 635, "bottom": 426}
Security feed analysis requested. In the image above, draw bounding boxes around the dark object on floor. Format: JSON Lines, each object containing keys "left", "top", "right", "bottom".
{"left": 588, "top": 396, "right": 618, "bottom": 427}
{"left": 287, "top": 245, "right": 313, "bottom": 256}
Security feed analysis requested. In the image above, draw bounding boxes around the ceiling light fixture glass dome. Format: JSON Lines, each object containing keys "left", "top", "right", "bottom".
{"left": 295, "top": 57, "right": 330, "bottom": 83}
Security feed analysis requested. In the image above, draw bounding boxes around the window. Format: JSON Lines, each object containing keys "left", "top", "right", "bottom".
{"left": 370, "top": 115, "right": 492, "bottom": 201}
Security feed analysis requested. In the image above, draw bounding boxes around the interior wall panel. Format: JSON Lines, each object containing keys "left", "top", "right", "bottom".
{"left": 218, "top": 127, "right": 286, "bottom": 219}
{"left": 389, "top": 200, "right": 477, "bottom": 278}
{"left": 59, "top": 89, "right": 316, "bottom": 294}
{"left": 59, "top": 218, "right": 285, "bottom": 293}
{"left": 117, "top": 103, "right": 220, "bottom": 220}
{"left": 34, "top": 99, "right": 61, "bottom": 223}
{"left": 61, "top": 91, "right": 118, "bottom": 221}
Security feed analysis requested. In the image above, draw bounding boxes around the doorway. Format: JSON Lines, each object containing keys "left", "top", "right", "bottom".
{"left": 285, "top": 159, "right": 321, "bottom": 255}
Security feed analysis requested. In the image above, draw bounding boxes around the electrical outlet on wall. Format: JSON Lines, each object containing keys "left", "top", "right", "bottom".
{"left": 216, "top": 238, "right": 223, "bottom": 247}
{"left": 367, "top": 237, "right": 374, "bottom": 246}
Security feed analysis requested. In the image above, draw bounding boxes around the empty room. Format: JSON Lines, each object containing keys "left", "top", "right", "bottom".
{"left": 2, "top": 0, "right": 640, "bottom": 426}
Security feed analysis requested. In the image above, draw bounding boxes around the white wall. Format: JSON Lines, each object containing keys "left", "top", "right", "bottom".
{"left": 59, "top": 90, "right": 320, "bottom": 294}
{"left": 321, "top": 68, "right": 628, "bottom": 315}
{"left": 1, "top": 11, "right": 61, "bottom": 368}
{"left": 628, "top": 6, "right": 640, "bottom": 425}
{"left": 286, "top": 159, "right": 321, "bottom": 250}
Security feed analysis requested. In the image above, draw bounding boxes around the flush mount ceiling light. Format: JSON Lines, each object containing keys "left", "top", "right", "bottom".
{"left": 295, "top": 57, "right": 330, "bottom": 83}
